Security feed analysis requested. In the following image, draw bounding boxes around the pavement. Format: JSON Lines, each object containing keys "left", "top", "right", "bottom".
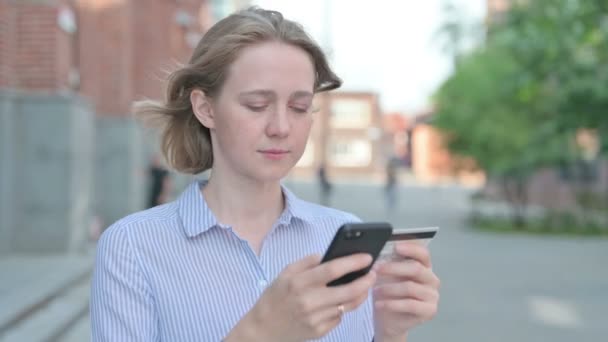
{"left": 289, "top": 181, "right": 608, "bottom": 341}
{"left": 0, "top": 250, "right": 94, "bottom": 342}
{"left": 1, "top": 181, "right": 607, "bottom": 341}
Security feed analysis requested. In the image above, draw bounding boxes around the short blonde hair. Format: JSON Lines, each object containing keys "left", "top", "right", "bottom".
{"left": 134, "top": 7, "right": 342, "bottom": 174}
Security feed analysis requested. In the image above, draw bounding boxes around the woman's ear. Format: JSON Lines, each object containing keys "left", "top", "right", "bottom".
{"left": 190, "top": 89, "right": 215, "bottom": 129}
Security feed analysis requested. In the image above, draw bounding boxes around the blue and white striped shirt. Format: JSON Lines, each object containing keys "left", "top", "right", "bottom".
{"left": 91, "top": 180, "right": 374, "bottom": 341}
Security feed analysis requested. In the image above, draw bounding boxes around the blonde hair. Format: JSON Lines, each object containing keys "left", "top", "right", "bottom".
{"left": 134, "top": 7, "right": 342, "bottom": 174}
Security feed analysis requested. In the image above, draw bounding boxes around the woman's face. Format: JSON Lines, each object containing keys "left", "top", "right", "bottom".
{"left": 202, "top": 41, "right": 316, "bottom": 183}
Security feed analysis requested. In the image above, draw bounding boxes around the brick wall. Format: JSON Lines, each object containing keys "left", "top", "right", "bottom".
{"left": 129, "top": 0, "right": 209, "bottom": 105}
{"left": 411, "top": 124, "right": 485, "bottom": 185}
{"left": 412, "top": 124, "right": 451, "bottom": 181}
{"left": 0, "top": 2, "right": 11, "bottom": 88}
{"left": 74, "top": 0, "right": 208, "bottom": 116}
{"left": 0, "top": 1, "right": 74, "bottom": 91}
{"left": 2, "top": 0, "right": 210, "bottom": 115}
{"left": 77, "top": 0, "right": 132, "bottom": 114}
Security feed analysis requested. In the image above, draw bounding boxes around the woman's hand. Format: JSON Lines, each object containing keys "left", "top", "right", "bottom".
{"left": 373, "top": 242, "right": 440, "bottom": 341}
{"left": 225, "top": 253, "right": 376, "bottom": 342}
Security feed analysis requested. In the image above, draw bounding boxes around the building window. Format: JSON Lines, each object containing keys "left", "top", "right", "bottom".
{"left": 329, "top": 139, "right": 372, "bottom": 167}
{"left": 330, "top": 98, "right": 372, "bottom": 129}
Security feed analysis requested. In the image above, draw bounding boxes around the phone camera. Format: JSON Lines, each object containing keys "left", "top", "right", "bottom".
{"left": 346, "top": 230, "right": 363, "bottom": 239}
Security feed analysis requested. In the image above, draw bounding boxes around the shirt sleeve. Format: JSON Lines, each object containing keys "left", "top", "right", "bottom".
{"left": 90, "top": 223, "right": 159, "bottom": 341}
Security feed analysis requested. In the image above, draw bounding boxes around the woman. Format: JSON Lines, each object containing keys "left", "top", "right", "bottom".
{"left": 91, "top": 7, "right": 439, "bottom": 342}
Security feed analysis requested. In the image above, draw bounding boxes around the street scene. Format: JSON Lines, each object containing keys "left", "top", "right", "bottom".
{"left": 2, "top": 0, "right": 607, "bottom": 341}
{"left": 1, "top": 182, "right": 607, "bottom": 341}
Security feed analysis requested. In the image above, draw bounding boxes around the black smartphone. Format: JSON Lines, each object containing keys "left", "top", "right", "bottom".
{"left": 321, "top": 222, "right": 393, "bottom": 287}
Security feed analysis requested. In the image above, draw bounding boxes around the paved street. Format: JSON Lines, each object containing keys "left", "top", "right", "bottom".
{"left": 287, "top": 181, "right": 608, "bottom": 341}
{"left": 58, "top": 181, "right": 608, "bottom": 341}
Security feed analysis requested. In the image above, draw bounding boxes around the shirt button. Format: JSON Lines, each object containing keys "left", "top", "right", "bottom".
{"left": 258, "top": 279, "right": 268, "bottom": 287}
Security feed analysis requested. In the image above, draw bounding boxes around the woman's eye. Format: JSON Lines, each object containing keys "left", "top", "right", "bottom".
{"left": 291, "top": 106, "right": 311, "bottom": 114}
{"left": 246, "top": 105, "right": 267, "bottom": 112}
{"left": 292, "top": 107, "right": 308, "bottom": 114}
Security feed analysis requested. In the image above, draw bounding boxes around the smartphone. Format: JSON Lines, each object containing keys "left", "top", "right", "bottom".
{"left": 378, "top": 226, "right": 439, "bottom": 262}
{"left": 321, "top": 222, "right": 393, "bottom": 287}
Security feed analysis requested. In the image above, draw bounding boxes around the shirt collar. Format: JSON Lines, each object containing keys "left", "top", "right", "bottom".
{"left": 177, "top": 180, "right": 314, "bottom": 238}
{"left": 280, "top": 185, "right": 314, "bottom": 224}
{"left": 177, "top": 180, "right": 221, "bottom": 238}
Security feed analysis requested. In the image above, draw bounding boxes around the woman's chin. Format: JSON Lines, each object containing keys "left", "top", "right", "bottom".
{"left": 253, "top": 167, "right": 292, "bottom": 183}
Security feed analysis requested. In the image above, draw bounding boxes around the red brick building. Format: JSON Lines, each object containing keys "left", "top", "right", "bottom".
{"left": 487, "top": 0, "right": 511, "bottom": 19}
{"left": 382, "top": 111, "right": 485, "bottom": 186}
{"left": 0, "top": 0, "right": 227, "bottom": 227}
{"left": 0, "top": 0, "right": 214, "bottom": 115}
{"left": 291, "top": 91, "right": 386, "bottom": 180}
{"left": 0, "top": 1, "right": 76, "bottom": 91}
{"left": 411, "top": 121, "right": 484, "bottom": 186}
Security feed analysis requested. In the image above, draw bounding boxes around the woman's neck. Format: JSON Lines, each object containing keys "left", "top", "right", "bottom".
{"left": 201, "top": 171, "right": 285, "bottom": 237}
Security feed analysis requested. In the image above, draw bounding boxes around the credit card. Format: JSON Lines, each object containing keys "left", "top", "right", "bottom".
{"left": 378, "top": 226, "right": 438, "bottom": 261}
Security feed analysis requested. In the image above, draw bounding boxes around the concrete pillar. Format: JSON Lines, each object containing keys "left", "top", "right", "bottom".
{"left": 0, "top": 92, "right": 94, "bottom": 254}
{"left": 0, "top": 91, "right": 16, "bottom": 255}
{"left": 95, "top": 116, "right": 145, "bottom": 229}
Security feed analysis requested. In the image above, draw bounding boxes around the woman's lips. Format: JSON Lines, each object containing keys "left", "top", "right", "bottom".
{"left": 259, "top": 149, "right": 290, "bottom": 160}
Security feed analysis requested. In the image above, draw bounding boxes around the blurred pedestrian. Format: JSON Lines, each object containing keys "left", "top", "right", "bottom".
{"left": 91, "top": 7, "right": 439, "bottom": 341}
{"left": 317, "top": 162, "right": 332, "bottom": 206}
{"left": 146, "top": 154, "right": 173, "bottom": 208}
{"left": 385, "top": 157, "right": 398, "bottom": 213}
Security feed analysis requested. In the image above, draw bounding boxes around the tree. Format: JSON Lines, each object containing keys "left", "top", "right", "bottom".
{"left": 433, "top": 47, "right": 560, "bottom": 226}
{"left": 433, "top": 0, "right": 608, "bottom": 226}
{"left": 434, "top": 0, "right": 485, "bottom": 69}
{"left": 495, "top": 0, "right": 608, "bottom": 217}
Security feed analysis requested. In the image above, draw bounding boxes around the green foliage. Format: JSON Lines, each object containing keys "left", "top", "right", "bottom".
{"left": 433, "top": 0, "right": 608, "bottom": 177}
{"left": 434, "top": 0, "right": 608, "bottom": 227}
{"left": 499, "top": 0, "right": 608, "bottom": 134}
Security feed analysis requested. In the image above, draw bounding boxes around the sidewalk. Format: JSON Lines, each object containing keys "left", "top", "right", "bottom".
{"left": 0, "top": 248, "right": 94, "bottom": 341}
{"left": 473, "top": 199, "right": 608, "bottom": 225}
{"left": 285, "top": 170, "right": 482, "bottom": 190}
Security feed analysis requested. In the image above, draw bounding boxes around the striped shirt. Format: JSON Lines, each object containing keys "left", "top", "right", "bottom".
{"left": 91, "top": 180, "right": 374, "bottom": 341}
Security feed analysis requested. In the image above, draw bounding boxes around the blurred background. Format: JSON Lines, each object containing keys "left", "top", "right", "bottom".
{"left": 0, "top": 0, "right": 607, "bottom": 341}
